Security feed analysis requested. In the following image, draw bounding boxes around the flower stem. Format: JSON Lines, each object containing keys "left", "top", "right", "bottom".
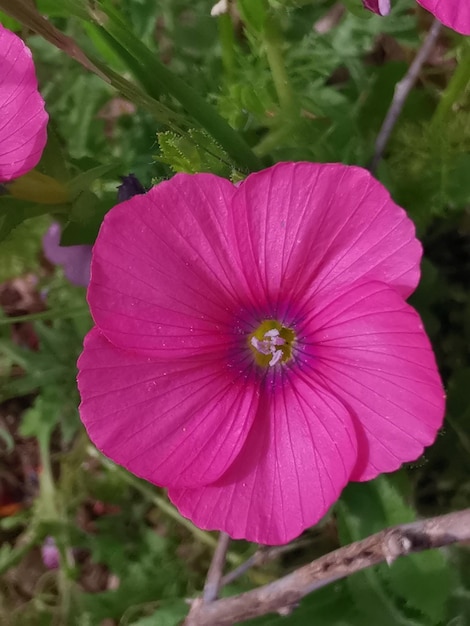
{"left": 430, "top": 39, "right": 470, "bottom": 131}
{"left": 0, "top": 308, "right": 90, "bottom": 325}
{"left": 219, "top": 13, "right": 237, "bottom": 82}
{"left": 263, "top": 13, "right": 296, "bottom": 115}
{"left": 38, "top": 432, "right": 75, "bottom": 618}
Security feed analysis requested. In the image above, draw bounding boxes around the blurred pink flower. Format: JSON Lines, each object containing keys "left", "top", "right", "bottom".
{"left": 41, "top": 536, "right": 60, "bottom": 569}
{"left": 364, "top": 0, "right": 470, "bottom": 34}
{"left": 42, "top": 176, "right": 144, "bottom": 287}
{"left": 43, "top": 223, "right": 92, "bottom": 287}
{"left": 0, "top": 24, "right": 48, "bottom": 183}
{"left": 363, "top": 0, "right": 391, "bottom": 15}
{"left": 77, "top": 163, "right": 445, "bottom": 545}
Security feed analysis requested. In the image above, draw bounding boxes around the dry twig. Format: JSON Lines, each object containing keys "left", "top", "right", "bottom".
{"left": 370, "top": 18, "right": 442, "bottom": 173}
{"left": 203, "top": 532, "right": 231, "bottom": 603}
{"left": 220, "top": 541, "right": 309, "bottom": 588}
{"left": 184, "top": 508, "right": 470, "bottom": 626}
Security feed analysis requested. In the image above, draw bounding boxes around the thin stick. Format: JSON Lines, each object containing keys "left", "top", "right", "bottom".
{"left": 221, "top": 541, "right": 308, "bottom": 587}
{"left": 184, "top": 507, "right": 470, "bottom": 626}
{"left": 203, "top": 532, "right": 231, "bottom": 603}
{"left": 369, "top": 18, "right": 442, "bottom": 174}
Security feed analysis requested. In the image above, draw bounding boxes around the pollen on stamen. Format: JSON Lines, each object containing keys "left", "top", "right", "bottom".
{"left": 248, "top": 320, "right": 295, "bottom": 368}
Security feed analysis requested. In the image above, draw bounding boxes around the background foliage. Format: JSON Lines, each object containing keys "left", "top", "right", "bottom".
{"left": 0, "top": 0, "right": 469, "bottom": 624}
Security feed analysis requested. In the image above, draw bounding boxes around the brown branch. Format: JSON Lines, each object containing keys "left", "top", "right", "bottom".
{"left": 202, "top": 532, "right": 231, "bottom": 603}
{"left": 184, "top": 508, "right": 470, "bottom": 626}
{"left": 369, "top": 18, "right": 442, "bottom": 174}
{"left": 220, "top": 540, "right": 309, "bottom": 588}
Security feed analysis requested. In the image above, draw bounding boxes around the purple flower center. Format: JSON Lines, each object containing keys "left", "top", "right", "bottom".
{"left": 248, "top": 320, "right": 296, "bottom": 367}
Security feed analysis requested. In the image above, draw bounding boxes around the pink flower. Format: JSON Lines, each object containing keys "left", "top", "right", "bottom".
{"left": 0, "top": 24, "right": 48, "bottom": 183}
{"left": 363, "top": 0, "right": 470, "bottom": 35}
{"left": 77, "top": 163, "right": 445, "bottom": 545}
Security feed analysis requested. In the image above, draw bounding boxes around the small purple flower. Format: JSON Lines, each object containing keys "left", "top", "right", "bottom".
{"left": 42, "top": 223, "right": 92, "bottom": 288}
{"left": 41, "top": 536, "right": 60, "bottom": 569}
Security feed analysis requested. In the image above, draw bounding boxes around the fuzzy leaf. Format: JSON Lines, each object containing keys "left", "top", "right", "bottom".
{"left": 337, "top": 477, "right": 453, "bottom": 625}
{"left": 157, "top": 130, "right": 232, "bottom": 177}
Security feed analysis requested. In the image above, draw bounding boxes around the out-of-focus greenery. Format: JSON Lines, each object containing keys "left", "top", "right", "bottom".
{"left": 0, "top": 0, "right": 469, "bottom": 624}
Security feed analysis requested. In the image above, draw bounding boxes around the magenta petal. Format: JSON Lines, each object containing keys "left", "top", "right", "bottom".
{"left": 88, "top": 173, "right": 249, "bottom": 357}
{"left": 77, "top": 328, "right": 259, "bottom": 488}
{"left": 0, "top": 24, "right": 48, "bottom": 182}
{"left": 362, "top": 0, "right": 391, "bottom": 15}
{"left": 79, "top": 162, "right": 445, "bottom": 545}
{"left": 302, "top": 281, "right": 445, "bottom": 481}
{"left": 230, "top": 163, "right": 421, "bottom": 316}
{"left": 169, "top": 377, "right": 357, "bottom": 545}
{"left": 417, "top": 0, "right": 470, "bottom": 35}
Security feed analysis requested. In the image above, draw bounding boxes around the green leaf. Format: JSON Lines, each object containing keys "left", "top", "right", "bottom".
{"left": 129, "top": 601, "right": 188, "bottom": 626}
{"left": 244, "top": 580, "right": 363, "bottom": 625}
{"left": 68, "top": 163, "right": 122, "bottom": 199}
{"left": 61, "top": 190, "right": 115, "bottom": 245}
{"left": 375, "top": 477, "right": 454, "bottom": 622}
{"left": 157, "top": 130, "right": 233, "bottom": 177}
{"left": 0, "top": 427, "right": 14, "bottom": 453}
{"left": 237, "top": 0, "right": 268, "bottom": 33}
{"left": 20, "top": 394, "right": 60, "bottom": 439}
{"left": 337, "top": 477, "right": 453, "bottom": 625}
{"left": 0, "top": 10, "right": 21, "bottom": 30}
{"left": 0, "top": 214, "right": 50, "bottom": 279}
{"left": 83, "top": 527, "right": 187, "bottom": 621}
{"left": 342, "top": 0, "right": 373, "bottom": 18}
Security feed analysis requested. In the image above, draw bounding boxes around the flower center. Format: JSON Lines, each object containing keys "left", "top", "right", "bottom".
{"left": 248, "top": 320, "right": 296, "bottom": 367}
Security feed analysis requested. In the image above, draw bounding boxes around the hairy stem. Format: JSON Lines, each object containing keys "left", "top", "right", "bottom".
{"left": 430, "top": 39, "right": 470, "bottom": 131}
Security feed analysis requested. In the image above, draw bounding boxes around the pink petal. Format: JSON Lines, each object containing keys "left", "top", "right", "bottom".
{"left": 88, "top": 173, "right": 252, "bottom": 357}
{"left": 230, "top": 163, "right": 421, "bottom": 320}
{"left": 362, "top": 0, "right": 391, "bottom": 15}
{"left": 169, "top": 377, "right": 357, "bottom": 545}
{"left": 0, "top": 24, "right": 48, "bottom": 182}
{"left": 417, "top": 0, "right": 470, "bottom": 35}
{"left": 299, "top": 281, "right": 445, "bottom": 481}
{"left": 77, "top": 328, "right": 259, "bottom": 488}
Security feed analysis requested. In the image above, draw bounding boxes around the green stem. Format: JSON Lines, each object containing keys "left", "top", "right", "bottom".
{"left": 431, "top": 40, "right": 470, "bottom": 131}
{"left": 38, "top": 433, "right": 75, "bottom": 618}
{"left": 38, "top": 433, "right": 56, "bottom": 520}
{"left": 0, "top": 308, "right": 90, "bottom": 325}
{"left": 219, "top": 13, "right": 236, "bottom": 82}
{"left": 254, "top": 124, "right": 292, "bottom": 158}
{"left": 263, "top": 13, "right": 296, "bottom": 114}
